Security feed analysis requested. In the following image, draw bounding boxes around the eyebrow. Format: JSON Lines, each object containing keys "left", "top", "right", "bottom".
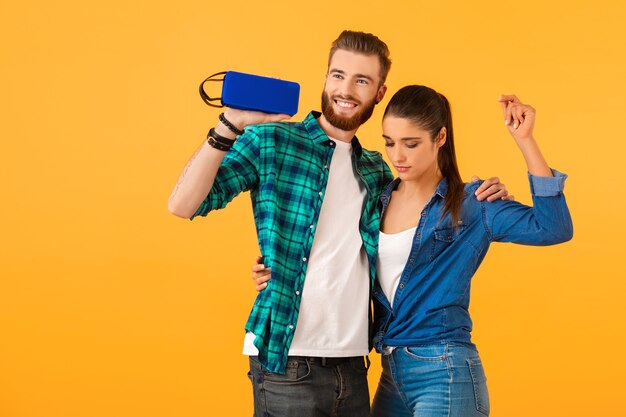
{"left": 329, "top": 69, "right": 375, "bottom": 82}
{"left": 382, "top": 135, "right": 424, "bottom": 141}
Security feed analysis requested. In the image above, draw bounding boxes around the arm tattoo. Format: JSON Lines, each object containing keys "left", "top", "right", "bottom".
{"left": 169, "top": 145, "right": 203, "bottom": 203}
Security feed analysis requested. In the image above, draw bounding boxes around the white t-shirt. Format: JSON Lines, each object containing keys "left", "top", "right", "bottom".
{"left": 244, "top": 139, "right": 370, "bottom": 357}
{"left": 376, "top": 227, "right": 416, "bottom": 306}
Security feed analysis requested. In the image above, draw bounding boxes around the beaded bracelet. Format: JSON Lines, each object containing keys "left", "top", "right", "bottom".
{"left": 219, "top": 112, "right": 245, "bottom": 136}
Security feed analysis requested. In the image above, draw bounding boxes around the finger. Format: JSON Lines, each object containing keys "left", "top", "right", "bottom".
{"left": 254, "top": 273, "right": 271, "bottom": 284}
{"left": 509, "top": 104, "right": 519, "bottom": 129}
{"left": 477, "top": 179, "right": 505, "bottom": 201}
{"left": 252, "top": 263, "right": 266, "bottom": 272}
{"left": 470, "top": 175, "right": 480, "bottom": 182}
{"left": 521, "top": 106, "right": 535, "bottom": 130}
{"left": 255, "top": 255, "right": 263, "bottom": 264}
{"left": 505, "top": 101, "right": 514, "bottom": 126}
{"left": 502, "top": 194, "right": 515, "bottom": 201}
{"left": 499, "top": 99, "right": 508, "bottom": 121}
{"left": 252, "top": 268, "right": 271, "bottom": 279}
{"left": 474, "top": 177, "right": 499, "bottom": 196}
{"left": 498, "top": 94, "right": 521, "bottom": 104}
{"left": 477, "top": 184, "right": 505, "bottom": 201}
{"left": 267, "top": 113, "right": 291, "bottom": 123}
{"left": 486, "top": 188, "right": 508, "bottom": 202}
{"left": 256, "top": 282, "right": 268, "bottom": 292}
{"left": 513, "top": 105, "right": 525, "bottom": 129}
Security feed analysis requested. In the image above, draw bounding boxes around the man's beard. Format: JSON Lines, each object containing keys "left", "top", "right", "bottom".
{"left": 321, "top": 91, "right": 377, "bottom": 131}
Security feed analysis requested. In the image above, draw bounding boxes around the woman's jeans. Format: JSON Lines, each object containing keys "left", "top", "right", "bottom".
{"left": 248, "top": 355, "right": 370, "bottom": 417}
{"left": 371, "top": 344, "right": 490, "bottom": 417}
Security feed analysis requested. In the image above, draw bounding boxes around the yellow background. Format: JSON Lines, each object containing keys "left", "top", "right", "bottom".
{"left": 1, "top": 1, "right": 624, "bottom": 416}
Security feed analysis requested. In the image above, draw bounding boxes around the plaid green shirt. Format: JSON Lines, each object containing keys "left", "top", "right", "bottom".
{"left": 192, "top": 111, "right": 393, "bottom": 373}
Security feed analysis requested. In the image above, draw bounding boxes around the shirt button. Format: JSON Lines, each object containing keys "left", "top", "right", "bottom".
{"left": 399, "top": 283, "right": 405, "bottom": 289}
{"left": 302, "top": 257, "right": 307, "bottom": 262}
{"left": 309, "top": 225, "right": 314, "bottom": 229}
{"left": 421, "top": 212, "right": 427, "bottom": 216}
{"left": 409, "top": 258, "right": 415, "bottom": 264}
{"left": 289, "top": 325, "right": 294, "bottom": 330}
{"left": 324, "top": 165, "right": 328, "bottom": 169}
{"left": 318, "top": 191, "right": 323, "bottom": 196}
{"left": 295, "top": 291, "right": 300, "bottom": 296}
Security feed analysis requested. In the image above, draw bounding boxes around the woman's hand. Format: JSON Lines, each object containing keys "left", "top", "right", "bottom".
{"left": 498, "top": 95, "right": 552, "bottom": 177}
{"left": 498, "top": 95, "right": 535, "bottom": 142}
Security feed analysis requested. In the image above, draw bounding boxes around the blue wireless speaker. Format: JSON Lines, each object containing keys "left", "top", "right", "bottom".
{"left": 200, "top": 71, "right": 300, "bottom": 116}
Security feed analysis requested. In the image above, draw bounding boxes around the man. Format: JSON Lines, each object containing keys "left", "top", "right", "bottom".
{"left": 169, "top": 30, "right": 509, "bottom": 417}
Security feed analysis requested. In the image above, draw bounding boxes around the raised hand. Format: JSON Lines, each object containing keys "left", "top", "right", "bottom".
{"left": 497, "top": 95, "right": 552, "bottom": 177}
{"left": 224, "top": 108, "right": 291, "bottom": 132}
{"left": 498, "top": 95, "right": 535, "bottom": 142}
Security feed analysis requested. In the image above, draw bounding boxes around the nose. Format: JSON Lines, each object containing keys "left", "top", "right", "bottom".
{"left": 337, "top": 78, "right": 356, "bottom": 99}
{"left": 392, "top": 145, "right": 406, "bottom": 163}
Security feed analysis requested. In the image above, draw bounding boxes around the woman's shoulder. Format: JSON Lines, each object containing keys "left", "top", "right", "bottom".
{"left": 462, "top": 181, "right": 481, "bottom": 202}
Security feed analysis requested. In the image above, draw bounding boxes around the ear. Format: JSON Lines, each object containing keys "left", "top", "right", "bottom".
{"left": 375, "top": 84, "right": 387, "bottom": 104}
{"left": 436, "top": 127, "right": 447, "bottom": 148}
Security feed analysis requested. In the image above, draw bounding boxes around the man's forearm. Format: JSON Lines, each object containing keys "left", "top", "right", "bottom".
{"left": 168, "top": 123, "right": 237, "bottom": 218}
{"left": 168, "top": 109, "right": 290, "bottom": 218}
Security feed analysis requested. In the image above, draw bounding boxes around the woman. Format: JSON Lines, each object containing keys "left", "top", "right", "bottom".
{"left": 254, "top": 86, "right": 573, "bottom": 417}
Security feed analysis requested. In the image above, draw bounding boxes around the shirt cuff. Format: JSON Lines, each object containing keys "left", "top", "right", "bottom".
{"left": 528, "top": 169, "right": 568, "bottom": 197}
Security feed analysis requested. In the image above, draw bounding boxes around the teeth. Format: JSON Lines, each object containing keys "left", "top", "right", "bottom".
{"left": 336, "top": 100, "right": 356, "bottom": 108}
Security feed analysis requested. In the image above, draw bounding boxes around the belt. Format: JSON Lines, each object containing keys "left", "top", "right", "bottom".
{"left": 289, "top": 356, "right": 367, "bottom": 368}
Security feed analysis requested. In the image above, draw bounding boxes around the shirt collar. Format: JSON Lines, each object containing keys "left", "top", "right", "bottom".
{"left": 304, "top": 111, "right": 363, "bottom": 158}
{"left": 381, "top": 177, "right": 449, "bottom": 202}
{"left": 434, "top": 177, "right": 449, "bottom": 198}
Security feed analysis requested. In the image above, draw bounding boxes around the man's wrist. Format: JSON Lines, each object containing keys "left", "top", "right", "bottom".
{"left": 214, "top": 123, "right": 237, "bottom": 140}
{"left": 223, "top": 109, "right": 246, "bottom": 131}
{"left": 219, "top": 112, "right": 245, "bottom": 136}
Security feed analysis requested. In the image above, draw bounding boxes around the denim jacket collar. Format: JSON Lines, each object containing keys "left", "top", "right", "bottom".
{"left": 380, "top": 177, "right": 449, "bottom": 210}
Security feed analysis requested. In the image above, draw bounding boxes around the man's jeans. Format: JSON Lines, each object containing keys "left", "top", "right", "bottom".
{"left": 248, "top": 356, "right": 370, "bottom": 417}
{"left": 371, "top": 344, "right": 490, "bottom": 417}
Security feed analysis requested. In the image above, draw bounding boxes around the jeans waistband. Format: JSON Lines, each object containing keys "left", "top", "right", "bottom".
{"left": 289, "top": 356, "right": 367, "bottom": 368}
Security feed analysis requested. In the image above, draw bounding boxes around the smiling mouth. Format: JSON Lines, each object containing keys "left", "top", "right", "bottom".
{"left": 334, "top": 99, "right": 357, "bottom": 109}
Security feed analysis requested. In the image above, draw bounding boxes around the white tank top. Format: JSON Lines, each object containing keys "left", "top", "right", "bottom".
{"left": 376, "top": 227, "right": 416, "bottom": 306}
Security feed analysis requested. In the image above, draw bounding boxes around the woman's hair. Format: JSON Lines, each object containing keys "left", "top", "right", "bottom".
{"left": 383, "top": 85, "right": 464, "bottom": 225}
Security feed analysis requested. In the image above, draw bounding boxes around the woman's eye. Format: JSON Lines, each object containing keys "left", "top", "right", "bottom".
{"left": 406, "top": 143, "right": 418, "bottom": 149}
{"left": 384, "top": 142, "right": 394, "bottom": 147}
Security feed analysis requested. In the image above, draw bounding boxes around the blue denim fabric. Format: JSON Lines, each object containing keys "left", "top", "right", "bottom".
{"left": 371, "top": 344, "right": 490, "bottom": 417}
{"left": 373, "top": 170, "right": 573, "bottom": 351}
{"left": 248, "top": 356, "right": 370, "bottom": 417}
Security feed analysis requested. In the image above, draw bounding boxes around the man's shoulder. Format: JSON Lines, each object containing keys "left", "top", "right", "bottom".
{"left": 357, "top": 147, "right": 393, "bottom": 187}
{"left": 360, "top": 146, "right": 385, "bottom": 160}
{"left": 359, "top": 146, "right": 388, "bottom": 170}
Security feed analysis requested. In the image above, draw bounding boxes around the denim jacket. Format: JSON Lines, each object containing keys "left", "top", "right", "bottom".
{"left": 372, "top": 170, "right": 573, "bottom": 352}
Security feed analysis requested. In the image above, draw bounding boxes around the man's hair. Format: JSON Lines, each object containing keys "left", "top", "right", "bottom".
{"left": 328, "top": 30, "right": 392, "bottom": 85}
